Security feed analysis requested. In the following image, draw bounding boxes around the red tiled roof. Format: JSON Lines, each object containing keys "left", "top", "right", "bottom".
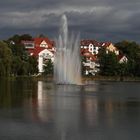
{"left": 81, "top": 40, "right": 112, "bottom": 48}
{"left": 22, "top": 37, "right": 55, "bottom": 56}
{"left": 81, "top": 48, "right": 89, "bottom": 54}
{"left": 81, "top": 48, "right": 97, "bottom": 61}
{"left": 117, "top": 54, "right": 127, "bottom": 61}
{"left": 81, "top": 40, "right": 100, "bottom": 46}
{"left": 34, "top": 37, "right": 53, "bottom": 49}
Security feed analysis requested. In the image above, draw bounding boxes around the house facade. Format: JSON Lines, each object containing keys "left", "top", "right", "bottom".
{"left": 22, "top": 37, "right": 55, "bottom": 73}
{"left": 80, "top": 40, "right": 127, "bottom": 75}
{"left": 22, "top": 38, "right": 127, "bottom": 75}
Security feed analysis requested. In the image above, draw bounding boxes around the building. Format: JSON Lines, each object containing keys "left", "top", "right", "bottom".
{"left": 118, "top": 55, "right": 128, "bottom": 63}
{"left": 80, "top": 40, "right": 127, "bottom": 75}
{"left": 22, "top": 38, "right": 127, "bottom": 75}
{"left": 81, "top": 40, "right": 119, "bottom": 56}
{"left": 22, "top": 37, "right": 55, "bottom": 73}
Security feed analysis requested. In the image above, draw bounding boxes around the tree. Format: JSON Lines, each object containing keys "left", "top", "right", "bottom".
{"left": 0, "top": 41, "right": 12, "bottom": 76}
{"left": 98, "top": 48, "right": 119, "bottom": 76}
{"left": 115, "top": 41, "right": 140, "bottom": 76}
{"left": 7, "top": 34, "right": 32, "bottom": 44}
{"left": 115, "top": 41, "right": 140, "bottom": 60}
{"left": 20, "top": 34, "right": 33, "bottom": 41}
{"left": 81, "top": 56, "right": 87, "bottom": 76}
{"left": 43, "top": 59, "right": 53, "bottom": 76}
{"left": 6, "top": 34, "right": 38, "bottom": 76}
{"left": 27, "top": 56, "right": 38, "bottom": 75}
{"left": 117, "top": 63, "right": 129, "bottom": 77}
{"left": 11, "top": 56, "right": 22, "bottom": 76}
{"left": 37, "top": 34, "right": 46, "bottom": 38}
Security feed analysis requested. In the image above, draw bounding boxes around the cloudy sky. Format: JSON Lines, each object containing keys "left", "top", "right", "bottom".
{"left": 0, "top": 0, "right": 140, "bottom": 43}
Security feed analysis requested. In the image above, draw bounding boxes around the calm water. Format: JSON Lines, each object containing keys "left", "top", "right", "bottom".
{"left": 0, "top": 78, "right": 140, "bottom": 140}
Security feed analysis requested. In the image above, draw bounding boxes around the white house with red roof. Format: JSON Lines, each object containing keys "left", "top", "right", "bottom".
{"left": 22, "top": 37, "right": 55, "bottom": 73}
{"left": 80, "top": 40, "right": 127, "bottom": 75}
{"left": 22, "top": 37, "right": 127, "bottom": 75}
{"left": 81, "top": 40, "right": 119, "bottom": 56}
{"left": 118, "top": 55, "right": 128, "bottom": 63}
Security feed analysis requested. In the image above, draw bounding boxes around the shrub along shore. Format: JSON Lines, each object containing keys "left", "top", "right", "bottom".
{"left": 82, "top": 75, "right": 140, "bottom": 82}
{"left": 1, "top": 75, "right": 140, "bottom": 83}
{"left": 0, "top": 34, "right": 140, "bottom": 79}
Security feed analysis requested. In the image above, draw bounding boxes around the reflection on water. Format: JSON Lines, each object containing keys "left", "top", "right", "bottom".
{"left": 0, "top": 79, "right": 140, "bottom": 139}
{"left": 37, "top": 81, "right": 46, "bottom": 121}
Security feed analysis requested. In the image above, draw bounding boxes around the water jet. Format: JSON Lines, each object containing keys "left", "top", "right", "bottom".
{"left": 54, "top": 15, "right": 81, "bottom": 85}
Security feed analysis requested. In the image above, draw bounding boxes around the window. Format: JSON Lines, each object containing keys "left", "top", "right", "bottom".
{"left": 88, "top": 44, "right": 94, "bottom": 54}
{"left": 24, "top": 42, "right": 34, "bottom": 48}
{"left": 40, "top": 40, "right": 48, "bottom": 48}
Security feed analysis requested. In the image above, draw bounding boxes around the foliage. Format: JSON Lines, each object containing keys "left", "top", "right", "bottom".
{"left": 81, "top": 56, "right": 87, "bottom": 76}
{"left": 43, "top": 59, "right": 53, "bottom": 76}
{"left": 0, "top": 34, "right": 38, "bottom": 77}
{"left": 99, "top": 48, "right": 119, "bottom": 76}
{"left": 7, "top": 34, "right": 33, "bottom": 44}
{"left": 1, "top": 34, "right": 140, "bottom": 78}
{"left": 27, "top": 56, "right": 38, "bottom": 75}
{"left": 0, "top": 41, "right": 12, "bottom": 76}
{"left": 115, "top": 41, "right": 140, "bottom": 60}
{"left": 98, "top": 40, "right": 140, "bottom": 77}
{"left": 115, "top": 40, "right": 140, "bottom": 76}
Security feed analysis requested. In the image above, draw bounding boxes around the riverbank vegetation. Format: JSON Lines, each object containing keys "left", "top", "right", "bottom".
{"left": 97, "top": 41, "right": 140, "bottom": 77}
{"left": 0, "top": 34, "right": 38, "bottom": 76}
{"left": 0, "top": 34, "right": 140, "bottom": 80}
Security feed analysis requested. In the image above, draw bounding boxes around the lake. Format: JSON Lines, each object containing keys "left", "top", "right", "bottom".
{"left": 0, "top": 78, "right": 140, "bottom": 140}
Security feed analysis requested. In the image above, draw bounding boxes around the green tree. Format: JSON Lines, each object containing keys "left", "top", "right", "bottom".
{"left": 0, "top": 41, "right": 12, "bottom": 76}
{"left": 8, "top": 34, "right": 32, "bottom": 44}
{"left": 27, "top": 56, "right": 38, "bottom": 75}
{"left": 115, "top": 41, "right": 140, "bottom": 60}
{"left": 99, "top": 48, "right": 119, "bottom": 76}
{"left": 115, "top": 41, "right": 140, "bottom": 76}
{"left": 81, "top": 56, "right": 87, "bottom": 76}
{"left": 43, "top": 59, "right": 53, "bottom": 76}
{"left": 11, "top": 56, "right": 22, "bottom": 76}
{"left": 20, "top": 34, "right": 33, "bottom": 41}
{"left": 117, "top": 63, "right": 129, "bottom": 77}
{"left": 6, "top": 34, "right": 38, "bottom": 76}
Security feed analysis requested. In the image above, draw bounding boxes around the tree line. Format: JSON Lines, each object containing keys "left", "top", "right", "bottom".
{"left": 0, "top": 34, "right": 140, "bottom": 77}
{"left": 0, "top": 34, "right": 38, "bottom": 76}
{"left": 98, "top": 41, "right": 140, "bottom": 77}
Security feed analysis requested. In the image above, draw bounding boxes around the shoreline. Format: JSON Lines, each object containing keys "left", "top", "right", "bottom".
{"left": 82, "top": 75, "right": 140, "bottom": 82}
{"left": 1, "top": 75, "right": 140, "bottom": 82}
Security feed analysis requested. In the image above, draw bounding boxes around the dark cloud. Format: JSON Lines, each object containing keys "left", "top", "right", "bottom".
{"left": 0, "top": 0, "right": 140, "bottom": 42}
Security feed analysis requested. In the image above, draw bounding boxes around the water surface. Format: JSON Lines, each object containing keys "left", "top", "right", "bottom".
{"left": 0, "top": 78, "right": 140, "bottom": 140}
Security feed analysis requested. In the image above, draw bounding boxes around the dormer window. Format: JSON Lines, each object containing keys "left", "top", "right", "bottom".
{"left": 40, "top": 40, "right": 48, "bottom": 48}
{"left": 88, "top": 43, "right": 94, "bottom": 54}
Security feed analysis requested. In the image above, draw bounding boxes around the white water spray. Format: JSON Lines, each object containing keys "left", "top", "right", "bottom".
{"left": 54, "top": 15, "right": 81, "bottom": 84}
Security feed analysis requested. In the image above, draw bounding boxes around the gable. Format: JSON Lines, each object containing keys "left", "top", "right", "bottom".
{"left": 107, "top": 43, "right": 116, "bottom": 51}
{"left": 40, "top": 40, "right": 48, "bottom": 48}
{"left": 119, "top": 56, "right": 128, "bottom": 63}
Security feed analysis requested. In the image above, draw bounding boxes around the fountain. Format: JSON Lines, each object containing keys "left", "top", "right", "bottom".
{"left": 54, "top": 14, "right": 81, "bottom": 84}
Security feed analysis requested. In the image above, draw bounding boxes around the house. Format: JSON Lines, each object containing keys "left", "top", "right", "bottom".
{"left": 118, "top": 55, "right": 128, "bottom": 63}
{"left": 81, "top": 40, "right": 100, "bottom": 55}
{"left": 80, "top": 40, "right": 127, "bottom": 75}
{"left": 22, "top": 37, "right": 55, "bottom": 73}
{"left": 100, "top": 42, "right": 119, "bottom": 55}
{"left": 22, "top": 37, "right": 128, "bottom": 75}
{"left": 80, "top": 40, "right": 100, "bottom": 75}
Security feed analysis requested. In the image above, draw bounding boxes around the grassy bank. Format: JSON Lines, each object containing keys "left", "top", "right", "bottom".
{"left": 82, "top": 75, "right": 140, "bottom": 82}
{"left": 1, "top": 75, "right": 140, "bottom": 82}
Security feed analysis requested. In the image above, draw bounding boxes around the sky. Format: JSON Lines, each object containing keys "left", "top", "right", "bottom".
{"left": 0, "top": 0, "right": 140, "bottom": 43}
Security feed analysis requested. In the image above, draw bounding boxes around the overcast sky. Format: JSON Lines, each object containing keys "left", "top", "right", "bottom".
{"left": 0, "top": 0, "right": 140, "bottom": 43}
